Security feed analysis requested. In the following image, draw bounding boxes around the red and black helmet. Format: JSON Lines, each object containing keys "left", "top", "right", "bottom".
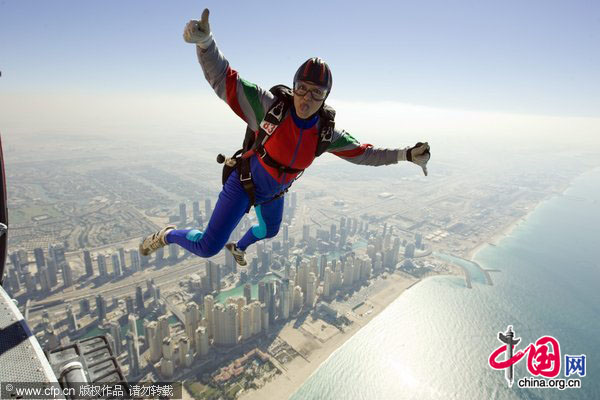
{"left": 294, "top": 57, "right": 333, "bottom": 94}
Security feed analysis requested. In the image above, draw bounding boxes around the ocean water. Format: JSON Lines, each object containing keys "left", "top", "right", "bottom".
{"left": 291, "top": 168, "right": 600, "bottom": 400}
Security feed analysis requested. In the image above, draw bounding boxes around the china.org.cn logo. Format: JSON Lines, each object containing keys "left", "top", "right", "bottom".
{"left": 488, "top": 325, "right": 586, "bottom": 391}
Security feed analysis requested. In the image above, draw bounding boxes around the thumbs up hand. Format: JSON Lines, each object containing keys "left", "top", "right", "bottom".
{"left": 184, "top": 8, "right": 213, "bottom": 48}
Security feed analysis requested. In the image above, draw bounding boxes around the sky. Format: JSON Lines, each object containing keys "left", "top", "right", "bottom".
{"left": 1, "top": 0, "right": 599, "bottom": 147}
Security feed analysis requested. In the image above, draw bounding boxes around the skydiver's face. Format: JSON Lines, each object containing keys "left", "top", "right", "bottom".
{"left": 293, "top": 81, "right": 326, "bottom": 119}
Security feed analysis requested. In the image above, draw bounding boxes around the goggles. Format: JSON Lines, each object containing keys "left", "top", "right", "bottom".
{"left": 293, "top": 81, "right": 328, "bottom": 101}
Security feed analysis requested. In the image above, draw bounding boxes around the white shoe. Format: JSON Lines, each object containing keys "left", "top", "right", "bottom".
{"left": 225, "top": 242, "right": 247, "bottom": 266}
{"left": 140, "top": 225, "right": 175, "bottom": 256}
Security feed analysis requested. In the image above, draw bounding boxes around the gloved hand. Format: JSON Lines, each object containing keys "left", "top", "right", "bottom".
{"left": 183, "top": 8, "right": 213, "bottom": 49}
{"left": 399, "top": 142, "right": 431, "bottom": 176}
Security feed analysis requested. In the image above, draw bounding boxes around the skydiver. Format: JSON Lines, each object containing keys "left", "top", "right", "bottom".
{"left": 140, "top": 8, "right": 431, "bottom": 266}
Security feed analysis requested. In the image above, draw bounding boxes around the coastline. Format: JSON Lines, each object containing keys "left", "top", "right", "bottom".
{"left": 239, "top": 272, "right": 420, "bottom": 400}
{"left": 238, "top": 171, "right": 593, "bottom": 400}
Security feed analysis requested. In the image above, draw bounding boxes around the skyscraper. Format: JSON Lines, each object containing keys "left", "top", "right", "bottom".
{"left": 118, "top": 247, "right": 126, "bottom": 272}
{"left": 192, "top": 201, "right": 200, "bottom": 223}
{"left": 206, "top": 261, "right": 221, "bottom": 292}
{"left": 62, "top": 262, "right": 73, "bottom": 288}
{"left": 109, "top": 321, "right": 122, "bottom": 354}
{"left": 130, "top": 249, "right": 141, "bottom": 273}
{"left": 79, "top": 298, "right": 90, "bottom": 315}
{"left": 283, "top": 223, "right": 289, "bottom": 242}
{"left": 83, "top": 250, "right": 94, "bottom": 277}
{"left": 303, "top": 224, "right": 310, "bottom": 242}
{"left": 258, "top": 282, "right": 266, "bottom": 304}
{"left": 97, "top": 254, "right": 108, "bottom": 279}
{"left": 194, "top": 326, "right": 209, "bottom": 357}
{"left": 243, "top": 283, "right": 252, "bottom": 304}
{"left": 66, "top": 304, "right": 78, "bottom": 331}
{"left": 179, "top": 202, "right": 187, "bottom": 225}
{"left": 145, "top": 321, "right": 161, "bottom": 363}
{"left": 135, "top": 286, "right": 145, "bottom": 314}
{"left": 306, "top": 272, "right": 316, "bottom": 307}
{"left": 204, "top": 295, "right": 215, "bottom": 339}
{"left": 96, "top": 294, "right": 107, "bottom": 321}
{"left": 38, "top": 266, "right": 51, "bottom": 294}
{"left": 184, "top": 302, "right": 199, "bottom": 346}
{"left": 126, "top": 332, "right": 140, "bottom": 378}
{"left": 112, "top": 254, "right": 121, "bottom": 278}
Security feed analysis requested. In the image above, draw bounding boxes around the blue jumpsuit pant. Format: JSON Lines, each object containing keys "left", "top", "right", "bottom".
{"left": 165, "top": 169, "right": 284, "bottom": 257}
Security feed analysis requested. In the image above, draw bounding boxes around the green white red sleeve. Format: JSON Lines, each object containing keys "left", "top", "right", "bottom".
{"left": 327, "top": 128, "right": 400, "bottom": 166}
{"left": 196, "top": 41, "right": 275, "bottom": 132}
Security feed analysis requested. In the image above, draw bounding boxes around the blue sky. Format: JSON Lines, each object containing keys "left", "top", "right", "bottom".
{"left": 1, "top": 0, "right": 599, "bottom": 142}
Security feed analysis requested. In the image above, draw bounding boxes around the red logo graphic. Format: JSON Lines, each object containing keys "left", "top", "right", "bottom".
{"left": 261, "top": 121, "right": 277, "bottom": 135}
{"left": 488, "top": 326, "right": 561, "bottom": 387}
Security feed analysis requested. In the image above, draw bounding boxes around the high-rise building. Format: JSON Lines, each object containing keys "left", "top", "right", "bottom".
{"left": 192, "top": 201, "right": 200, "bottom": 223}
{"left": 194, "top": 326, "right": 209, "bottom": 357}
{"left": 243, "top": 283, "right": 252, "bottom": 304}
{"left": 404, "top": 243, "right": 415, "bottom": 258}
{"left": 145, "top": 321, "right": 161, "bottom": 363}
{"left": 118, "top": 248, "right": 126, "bottom": 272}
{"left": 206, "top": 261, "right": 221, "bottom": 292}
{"left": 7, "top": 264, "right": 21, "bottom": 293}
{"left": 125, "top": 296, "right": 135, "bottom": 314}
{"left": 250, "top": 301, "right": 262, "bottom": 336}
{"left": 79, "top": 298, "right": 90, "bottom": 315}
{"left": 415, "top": 232, "right": 423, "bottom": 249}
{"left": 290, "top": 192, "right": 297, "bottom": 209}
{"left": 109, "top": 321, "right": 122, "bottom": 354}
{"left": 126, "top": 332, "right": 140, "bottom": 378}
{"left": 96, "top": 294, "right": 107, "bottom": 321}
{"left": 130, "top": 250, "right": 141, "bottom": 273}
{"left": 261, "top": 304, "right": 269, "bottom": 332}
{"left": 66, "top": 304, "right": 78, "bottom": 331}
{"left": 179, "top": 337, "right": 192, "bottom": 367}
{"left": 323, "top": 267, "right": 332, "bottom": 297}
{"left": 97, "top": 254, "right": 108, "bottom": 279}
{"left": 9, "top": 251, "right": 23, "bottom": 274}
{"left": 298, "top": 261, "right": 309, "bottom": 296}
{"left": 62, "top": 262, "right": 73, "bottom": 288}
{"left": 241, "top": 305, "right": 252, "bottom": 341}
{"left": 213, "top": 303, "right": 238, "bottom": 347}
{"left": 135, "top": 286, "right": 145, "bottom": 314}
{"left": 293, "top": 286, "right": 303, "bottom": 312}
{"left": 47, "top": 244, "right": 65, "bottom": 286}
{"left": 184, "top": 302, "right": 199, "bottom": 346}
{"left": 158, "top": 315, "right": 171, "bottom": 346}
{"left": 33, "top": 247, "right": 58, "bottom": 290}
{"left": 112, "top": 254, "right": 121, "bottom": 278}
{"left": 280, "top": 279, "right": 291, "bottom": 320}
{"left": 179, "top": 202, "right": 187, "bottom": 225}
{"left": 128, "top": 314, "right": 138, "bottom": 338}
{"left": 266, "top": 281, "right": 276, "bottom": 324}
{"left": 204, "top": 295, "right": 215, "bottom": 339}
{"left": 83, "top": 250, "right": 94, "bottom": 277}
{"left": 283, "top": 223, "right": 289, "bottom": 242}
{"left": 38, "top": 266, "right": 51, "bottom": 294}
{"left": 258, "top": 282, "right": 266, "bottom": 304}
{"left": 306, "top": 273, "right": 316, "bottom": 307}
{"left": 302, "top": 225, "right": 310, "bottom": 242}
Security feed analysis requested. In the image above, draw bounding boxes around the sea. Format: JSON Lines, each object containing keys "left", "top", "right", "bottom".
{"left": 290, "top": 168, "right": 600, "bottom": 400}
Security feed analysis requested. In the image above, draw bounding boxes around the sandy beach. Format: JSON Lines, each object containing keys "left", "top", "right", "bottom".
{"left": 239, "top": 272, "right": 419, "bottom": 400}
